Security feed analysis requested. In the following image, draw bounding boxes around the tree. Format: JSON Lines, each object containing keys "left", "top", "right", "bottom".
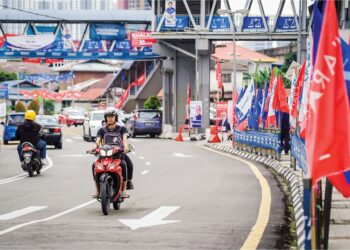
{"left": 144, "top": 96, "right": 161, "bottom": 110}
{"left": 44, "top": 100, "right": 55, "bottom": 115}
{"left": 0, "top": 70, "right": 17, "bottom": 82}
{"left": 27, "top": 100, "right": 40, "bottom": 115}
{"left": 15, "top": 101, "right": 26, "bottom": 113}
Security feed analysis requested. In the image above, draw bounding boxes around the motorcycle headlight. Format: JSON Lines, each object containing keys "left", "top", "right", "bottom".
{"left": 106, "top": 149, "right": 113, "bottom": 157}
{"left": 100, "top": 150, "right": 106, "bottom": 157}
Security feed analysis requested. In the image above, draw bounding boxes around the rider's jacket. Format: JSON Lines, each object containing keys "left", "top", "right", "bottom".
{"left": 16, "top": 121, "right": 44, "bottom": 145}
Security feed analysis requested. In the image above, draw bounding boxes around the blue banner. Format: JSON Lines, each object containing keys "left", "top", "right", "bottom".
{"left": 276, "top": 17, "right": 298, "bottom": 31}
{"left": 113, "top": 40, "right": 131, "bottom": 52}
{"left": 90, "top": 23, "right": 126, "bottom": 41}
{"left": 242, "top": 16, "right": 269, "bottom": 31}
{"left": 0, "top": 83, "right": 8, "bottom": 98}
{"left": 205, "top": 16, "right": 230, "bottom": 31}
{"left": 27, "top": 25, "right": 62, "bottom": 36}
{"left": 290, "top": 134, "right": 308, "bottom": 173}
{"left": 157, "top": 16, "right": 189, "bottom": 31}
{"left": 82, "top": 40, "right": 104, "bottom": 52}
{"left": 234, "top": 129, "right": 282, "bottom": 152}
{"left": 0, "top": 50, "right": 160, "bottom": 61}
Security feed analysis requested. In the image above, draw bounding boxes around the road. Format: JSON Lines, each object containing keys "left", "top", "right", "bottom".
{"left": 0, "top": 127, "right": 286, "bottom": 249}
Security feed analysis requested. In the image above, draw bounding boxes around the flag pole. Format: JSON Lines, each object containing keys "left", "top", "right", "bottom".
{"left": 323, "top": 179, "right": 333, "bottom": 249}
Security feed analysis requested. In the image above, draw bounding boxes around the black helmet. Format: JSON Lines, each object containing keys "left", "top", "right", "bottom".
{"left": 104, "top": 107, "right": 118, "bottom": 122}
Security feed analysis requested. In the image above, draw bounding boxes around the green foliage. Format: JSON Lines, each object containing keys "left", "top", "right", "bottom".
{"left": 144, "top": 96, "right": 161, "bottom": 110}
{"left": 0, "top": 70, "right": 18, "bottom": 82}
{"left": 44, "top": 100, "right": 55, "bottom": 115}
{"left": 27, "top": 100, "right": 40, "bottom": 115}
{"left": 15, "top": 101, "right": 26, "bottom": 113}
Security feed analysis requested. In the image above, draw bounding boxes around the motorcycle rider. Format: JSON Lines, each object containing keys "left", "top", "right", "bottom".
{"left": 91, "top": 107, "right": 130, "bottom": 198}
{"left": 16, "top": 110, "right": 47, "bottom": 168}
{"left": 100, "top": 112, "right": 134, "bottom": 190}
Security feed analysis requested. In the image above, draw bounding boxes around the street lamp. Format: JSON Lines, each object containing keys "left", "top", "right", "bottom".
{"left": 217, "top": 9, "right": 248, "bottom": 95}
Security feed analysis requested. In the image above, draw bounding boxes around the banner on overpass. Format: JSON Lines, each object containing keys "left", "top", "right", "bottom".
{"left": 130, "top": 32, "right": 157, "bottom": 47}
{"left": 165, "top": 0, "right": 176, "bottom": 27}
{"left": 90, "top": 23, "right": 126, "bottom": 41}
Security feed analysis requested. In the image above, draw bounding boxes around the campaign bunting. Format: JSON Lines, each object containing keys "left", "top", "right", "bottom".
{"left": 190, "top": 101, "right": 202, "bottom": 128}
{"left": 164, "top": 0, "right": 176, "bottom": 27}
{"left": 89, "top": 24, "right": 126, "bottom": 41}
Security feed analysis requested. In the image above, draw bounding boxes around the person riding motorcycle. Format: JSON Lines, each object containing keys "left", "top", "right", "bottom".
{"left": 90, "top": 107, "right": 130, "bottom": 198}
{"left": 16, "top": 110, "right": 47, "bottom": 168}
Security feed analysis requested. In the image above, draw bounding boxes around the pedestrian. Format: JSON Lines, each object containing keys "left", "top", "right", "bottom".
{"left": 280, "top": 112, "right": 290, "bottom": 155}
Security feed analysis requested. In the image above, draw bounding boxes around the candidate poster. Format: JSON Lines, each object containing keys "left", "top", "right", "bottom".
{"left": 190, "top": 101, "right": 202, "bottom": 128}
{"left": 164, "top": 0, "right": 176, "bottom": 27}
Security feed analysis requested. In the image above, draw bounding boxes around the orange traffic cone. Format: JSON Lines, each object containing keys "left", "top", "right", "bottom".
{"left": 176, "top": 126, "right": 184, "bottom": 141}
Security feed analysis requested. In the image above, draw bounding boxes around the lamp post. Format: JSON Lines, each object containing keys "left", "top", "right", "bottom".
{"left": 217, "top": 9, "right": 248, "bottom": 96}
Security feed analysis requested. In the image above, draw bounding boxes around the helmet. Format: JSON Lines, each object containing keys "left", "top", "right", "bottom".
{"left": 104, "top": 107, "right": 118, "bottom": 122}
{"left": 25, "top": 110, "right": 36, "bottom": 121}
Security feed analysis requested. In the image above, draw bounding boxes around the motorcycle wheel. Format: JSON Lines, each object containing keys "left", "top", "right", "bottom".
{"left": 27, "top": 164, "right": 34, "bottom": 177}
{"left": 100, "top": 181, "right": 111, "bottom": 215}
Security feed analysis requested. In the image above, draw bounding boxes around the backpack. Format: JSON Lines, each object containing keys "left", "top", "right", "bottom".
{"left": 102, "top": 126, "right": 123, "bottom": 146}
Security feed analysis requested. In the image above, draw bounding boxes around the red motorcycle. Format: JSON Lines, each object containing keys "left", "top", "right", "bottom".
{"left": 89, "top": 145, "right": 125, "bottom": 215}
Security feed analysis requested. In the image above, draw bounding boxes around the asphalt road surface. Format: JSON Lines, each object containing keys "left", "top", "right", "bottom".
{"left": 0, "top": 126, "right": 285, "bottom": 249}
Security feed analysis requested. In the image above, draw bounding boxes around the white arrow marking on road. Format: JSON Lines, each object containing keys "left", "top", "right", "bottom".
{"left": 0, "top": 155, "right": 53, "bottom": 185}
{"left": 0, "top": 206, "right": 47, "bottom": 221}
{"left": 139, "top": 156, "right": 144, "bottom": 160}
{"left": 119, "top": 206, "right": 180, "bottom": 230}
{"left": 170, "top": 153, "right": 193, "bottom": 158}
{"left": 65, "top": 139, "right": 73, "bottom": 143}
{"left": 141, "top": 170, "right": 149, "bottom": 175}
{"left": 0, "top": 200, "right": 96, "bottom": 236}
{"left": 145, "top": 162, "right": 151, "bottom": 166}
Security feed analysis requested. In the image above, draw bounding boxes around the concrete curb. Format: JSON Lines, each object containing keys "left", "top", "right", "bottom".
{"left": 204, "top": 142, "right": 305, "bottom": 250}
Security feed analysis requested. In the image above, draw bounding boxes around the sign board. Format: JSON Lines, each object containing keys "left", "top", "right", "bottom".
{"left": 215, "top": 102, "right": 228, "bottom": 131}
{"left": 242, "top": 16, "right": 269, "bottom": 31}
{"left": 190, "top": 101, "right": 202, "bottom": 128}
{"left": 130, "top": 32, "right": 157, "bottom": 47}
{"left": 276, "top": 17, "right": 298, "bottom": 31}
{"left": 89, "top": 23, "right": 126, "bottom": 41}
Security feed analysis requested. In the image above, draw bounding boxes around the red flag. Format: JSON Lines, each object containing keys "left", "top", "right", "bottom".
{"left": 328, "top": 174, "right": 350, "bottom": 198}
{"left": 291, "top": 61, "right": 306, "bottom": 117}
{"left": 272, "top": 75, "right": 289, "bottom": 113}
{"left": 306, "top": 0, "right": 350, "bottom": 186}
{"left": 115, "top": 98, "right": 123, "bottom": 109}
{"left": 136, "top": 73, "right": 145, "bottom": 87}
{"left": 216, "top": 61, "right": 223, "bottom": 90}
{"left": 54, "top": 93, "right": 65, "bottom": 102}
{"left": 187, "top": 81, "right": 191, "bottom": 105}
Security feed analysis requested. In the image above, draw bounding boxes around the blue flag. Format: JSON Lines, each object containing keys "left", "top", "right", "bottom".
{"left": 312, "top": 2, "right": 323, "bottom": 63}
{"left": 249, "top": 87, "right": 263, "bottom": 130}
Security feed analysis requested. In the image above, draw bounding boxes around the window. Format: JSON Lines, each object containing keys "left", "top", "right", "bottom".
{"left": 58, "top": 1, "right": 64, "bottom": 9}
{"left": 38, "top": 0, "right": 50, "bottom": 9}
{"left": 100, "top": 0, "right": 106, "bottom": 9}
{"left": 80, "top": 0, "right": 92, "bottom": 9}
{"left": 222, "top": 73, "right": 231, "bottom": 83}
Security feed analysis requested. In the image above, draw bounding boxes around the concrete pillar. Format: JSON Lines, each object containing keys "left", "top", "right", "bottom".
{"left": 198, "top": 52, "right": 211, "bottom": 130}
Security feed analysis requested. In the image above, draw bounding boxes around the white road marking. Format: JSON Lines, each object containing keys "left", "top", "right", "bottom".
{"left": 0, "top": 155, "right": 53, "bottom": 185}
{"left": 131, "top": 151, "right": 136, "bottom": 155}
{"left": 145, "top": 162, "right": 151, "bottom": 166}
{"left": 139, "top": 156, "right": 144, "bottom": 160}
{"left": 170, "top": 153, "right": 193, "bottom": 158}
{"left": 0, "top": 200, "right": 96, "bottom": 236}
{"left": 141, "top": 170, "right": 149, "bottom": 175}
{"left": 72, "top": 136, "right": 82, "bottom": 140}
{"left": 119, "top": 206, "right": 180, "bottom": 230}
{"left": 65, "top": 139, "right": 73, "bottom": 143}
{"left": 0, "top": 206, "right": 47, "bottom": 221}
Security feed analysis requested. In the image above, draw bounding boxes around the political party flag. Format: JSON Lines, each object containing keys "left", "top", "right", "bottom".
{"left": 306, "top": 0, "right": 350, "bottom": 187}
{"left": 272, "top": 75, "right": 289, "bottom": 113}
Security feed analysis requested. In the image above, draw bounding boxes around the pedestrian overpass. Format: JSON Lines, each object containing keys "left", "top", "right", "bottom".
{"left": 0, "top": 0, "right": 319, "bottom": 130}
